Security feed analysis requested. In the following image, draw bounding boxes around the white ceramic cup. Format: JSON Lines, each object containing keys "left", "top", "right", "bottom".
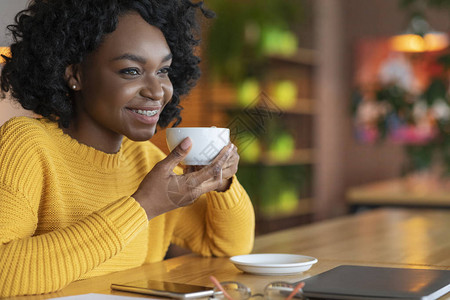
{"left": 166, "top": 127, "right": 230, "bottom": 165}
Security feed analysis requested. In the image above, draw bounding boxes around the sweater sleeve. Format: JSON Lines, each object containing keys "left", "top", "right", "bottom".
{"left": 0, "top": 119, "right": 148, "bottom": 297}
{"left": 171, "top": 175, "right": 255, "bottom": 257}
{"left": 0, "top": 190, "right": 147, "bottom": 297}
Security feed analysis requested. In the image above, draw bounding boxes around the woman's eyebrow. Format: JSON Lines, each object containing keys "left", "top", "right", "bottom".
{"left": 111, "top": 53, "right": 173, "bottom": 64}
{"left": 111, "top": 53, "right": 146, "bottom": 64}
{"left": 162, "top": 53, "right": 173, "bottom": 62}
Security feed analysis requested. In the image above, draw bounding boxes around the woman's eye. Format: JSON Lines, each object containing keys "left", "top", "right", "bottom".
{"left": 120, "top": 68, "right": 140, "bottom": 76}
{"left": 158, "top": 66, "right": 171, "bottom": 75}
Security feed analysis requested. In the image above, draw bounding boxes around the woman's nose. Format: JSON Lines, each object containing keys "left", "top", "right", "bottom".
{"left": 140, "top": 76, "right": 164, "bottom": 100}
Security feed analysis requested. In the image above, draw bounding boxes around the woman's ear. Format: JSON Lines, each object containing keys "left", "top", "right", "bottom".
{"left": 65, "top": 64, "right": 82, "bottom": 91}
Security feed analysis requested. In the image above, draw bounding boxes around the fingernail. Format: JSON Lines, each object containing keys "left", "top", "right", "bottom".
{"left": 180, "top": 138, "right": 192, "bottom": 151}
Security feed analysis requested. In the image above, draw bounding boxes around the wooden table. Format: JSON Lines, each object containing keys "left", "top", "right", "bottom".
{"left": 347, "top": 178, "right": 450, "bottom": 209}
{"left": 10, "top": 208, "right": 450, "bottom": 299}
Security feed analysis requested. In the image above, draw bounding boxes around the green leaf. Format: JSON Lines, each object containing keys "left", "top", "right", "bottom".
{"left": 423, "top": 79, "right": 446, "bottom": 105}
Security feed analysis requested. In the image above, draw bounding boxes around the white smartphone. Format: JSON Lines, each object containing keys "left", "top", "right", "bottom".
{"left": 111, "top": 279, "right": 215, "bottom": 299}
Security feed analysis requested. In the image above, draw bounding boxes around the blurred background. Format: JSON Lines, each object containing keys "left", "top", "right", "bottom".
{"left": 1, "top": 0, "right": 449, "bottom": 235}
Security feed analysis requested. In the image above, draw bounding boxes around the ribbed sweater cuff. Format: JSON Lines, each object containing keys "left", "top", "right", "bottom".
{"left": 99, "top": 197, "right": 148, "bottom": 245}
{"left": 206, "top": 175, "right": 243, "bottom": 210}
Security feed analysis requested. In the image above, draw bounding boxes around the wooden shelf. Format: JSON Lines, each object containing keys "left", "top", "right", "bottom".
{"left": 282, "top": 98, "right": 314, "bottom": 114}
{"left": 206, "top": 47, "right": 317, "bottom": 234}
{"left": 267, "top": 48, "right": 317, "bottom": 66}
{"left": 212, "top": 98, "right": 314, "bottom": 115}
{"left": 241, "top": 149, "right": 314, "bottom": 166}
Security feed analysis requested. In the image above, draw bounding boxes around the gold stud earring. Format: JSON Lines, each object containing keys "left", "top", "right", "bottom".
{"left": 72, "top": 85, "right": 77, "bottom": 90}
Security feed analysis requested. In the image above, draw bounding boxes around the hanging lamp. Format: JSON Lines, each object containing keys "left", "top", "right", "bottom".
{"left": 391, "top": 15, "right": 449, "bottom": 52}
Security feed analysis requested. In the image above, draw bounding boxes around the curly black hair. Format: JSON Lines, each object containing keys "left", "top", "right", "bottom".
{"left": 0, "top": 0, "right": 214, "bottom": 128}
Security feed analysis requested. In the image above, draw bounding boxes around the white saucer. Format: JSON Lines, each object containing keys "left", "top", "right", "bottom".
{"left": 230, "top": 253, "right": 318, "bottom": 276}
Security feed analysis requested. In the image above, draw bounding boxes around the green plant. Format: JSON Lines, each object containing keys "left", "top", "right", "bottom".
{"left": 205, "top": 0, "right": 303, "bottom": 85}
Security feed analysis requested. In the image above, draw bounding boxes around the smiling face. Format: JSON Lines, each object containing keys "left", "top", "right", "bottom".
{"left": 65, "top": 12, "right": 173, "bottom": 153}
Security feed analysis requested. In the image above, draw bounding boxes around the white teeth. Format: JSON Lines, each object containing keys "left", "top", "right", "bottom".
{"left": 132, "top": 109, "right": 158, "bottom": 116}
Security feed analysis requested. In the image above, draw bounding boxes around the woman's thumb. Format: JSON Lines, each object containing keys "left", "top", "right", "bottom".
{"left": 164, "top": 137, "right": 192, "bottom": 170}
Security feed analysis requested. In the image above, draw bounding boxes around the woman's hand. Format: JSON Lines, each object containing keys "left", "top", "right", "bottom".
{"left": 132, "top": 138, "right": 239, "bottom": 220}
{"left": 185, "top": 141, "right": 239, "bottom": 192}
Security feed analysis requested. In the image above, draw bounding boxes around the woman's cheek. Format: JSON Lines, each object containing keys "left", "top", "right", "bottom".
{"left": 163, "top": 82, "right": 174, "bottom": 104}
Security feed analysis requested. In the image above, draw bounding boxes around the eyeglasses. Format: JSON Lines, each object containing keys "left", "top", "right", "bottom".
{"left": 209, "top": 276, "right": 306, "bottom": 300}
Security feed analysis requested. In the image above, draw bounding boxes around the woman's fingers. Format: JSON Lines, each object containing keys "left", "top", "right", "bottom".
{"left": 169, "top": 143, "right": 239, "bottom": 206}
{"left": 191, "top": 144, "right": 239, "bottom": 191}
{"left": 221, "top": 147, "right": 239, "bottom": 171}
{"left": 187, "top": 143, "right": 234, "bottom": 183}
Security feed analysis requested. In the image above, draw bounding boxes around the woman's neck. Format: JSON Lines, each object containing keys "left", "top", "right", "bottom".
{"left": 62, "top": 121, "right": 123, "bottom": 154}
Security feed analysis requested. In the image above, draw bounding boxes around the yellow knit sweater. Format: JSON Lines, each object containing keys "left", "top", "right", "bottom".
{"left": 0, "top": 117, "right": 255, "bottom": 297}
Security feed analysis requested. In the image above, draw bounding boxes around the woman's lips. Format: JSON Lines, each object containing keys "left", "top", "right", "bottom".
{"left": 126, "top": 107, "right": 161, "bottom": 124}
{"left": 129, "top": 108, "right": 159, "bottom": 116}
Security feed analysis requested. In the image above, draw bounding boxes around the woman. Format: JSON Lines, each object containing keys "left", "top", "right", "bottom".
{"left": 0, "top": 0, "right": 255, "bottom": 297}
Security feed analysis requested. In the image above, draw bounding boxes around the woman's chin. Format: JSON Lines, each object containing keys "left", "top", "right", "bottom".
{"left": 126, "top": 129, "right": 156, "bottom": 142}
